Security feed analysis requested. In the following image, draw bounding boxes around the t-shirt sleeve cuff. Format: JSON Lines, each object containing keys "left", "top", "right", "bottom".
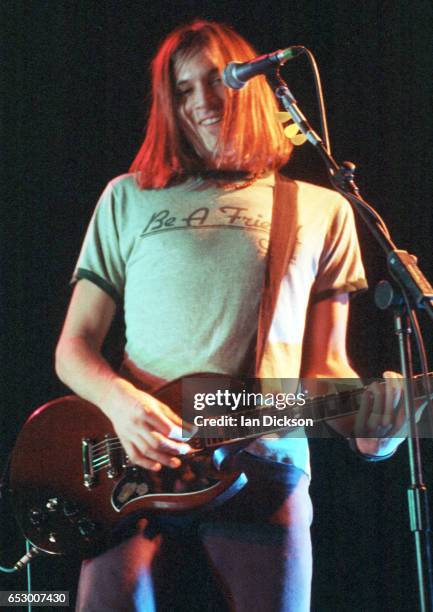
{"left": 311, "top": 279, "right": 368, "bottom": 304}
{"left": 71, "top": 268, "right": 122, "bottom": 305}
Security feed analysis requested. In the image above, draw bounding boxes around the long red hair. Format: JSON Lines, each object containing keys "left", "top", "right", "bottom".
{"left": 130, "top": 20, "right": 293, "bottom": 189}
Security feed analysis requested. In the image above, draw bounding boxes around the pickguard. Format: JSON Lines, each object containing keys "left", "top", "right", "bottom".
{"left": 111, "top": 456, "right": 222, "bottom": 511}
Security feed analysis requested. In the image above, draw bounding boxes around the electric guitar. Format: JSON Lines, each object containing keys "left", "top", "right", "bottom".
{"left": 8, "top": 372, "right": 430, "bottom": 559}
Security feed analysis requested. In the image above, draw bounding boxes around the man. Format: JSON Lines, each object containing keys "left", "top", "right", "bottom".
{"left": 55, "top": 20, "right": 406, "bottom": 611}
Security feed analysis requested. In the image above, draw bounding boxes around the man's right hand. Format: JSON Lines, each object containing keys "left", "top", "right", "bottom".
{"left": 102, "top": 377, "right": 192, "bottom": 471}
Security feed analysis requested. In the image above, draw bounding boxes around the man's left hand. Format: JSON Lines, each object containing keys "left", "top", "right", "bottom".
{"left": 354, "top": 371, "right": 425, "bottom": 457}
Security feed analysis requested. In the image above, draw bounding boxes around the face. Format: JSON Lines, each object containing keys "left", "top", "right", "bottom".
{"left": 174, "top": 47, "right": 225, "bottom": 162}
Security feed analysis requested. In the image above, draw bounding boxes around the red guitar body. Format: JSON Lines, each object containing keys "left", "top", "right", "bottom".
{"left": 8, "top": 375, "right": 247, "bottom": 559}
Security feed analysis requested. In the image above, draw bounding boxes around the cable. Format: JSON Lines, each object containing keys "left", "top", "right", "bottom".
{"left": 301, "top": 47, "right": 331, "bottom": 155}
{"left": 0, "top": 562, "right": 17, "bottom": 573}
{"left": 330, "top": 179, "right": 392, "bottom": 240}
{"left": 0, "top": 542, "right": 40, "bottom": 574}
{"left": 405, "top": 294, "right": 433, "bottom": 436}
{"left": 26, "top": 540, "right": 32, "bottom": 612}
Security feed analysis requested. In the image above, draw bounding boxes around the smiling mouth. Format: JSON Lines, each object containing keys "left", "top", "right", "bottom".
{"left": 200, "top": 116, "right": 222, "bottom": 126}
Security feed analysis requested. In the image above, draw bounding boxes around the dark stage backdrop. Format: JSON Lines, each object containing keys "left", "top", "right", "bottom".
{"left": 2, "top": 1, "right": 433, "bottom": 610}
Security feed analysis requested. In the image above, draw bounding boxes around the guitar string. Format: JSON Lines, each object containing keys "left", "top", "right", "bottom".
{"left": 90, "top": 441, "right": 212, "bottom": 469}
{"left": 90, "top": 435, "right": 243, "bottom": 462}
{"left": 91, "top": 436, "right": 119, "bottom": 451}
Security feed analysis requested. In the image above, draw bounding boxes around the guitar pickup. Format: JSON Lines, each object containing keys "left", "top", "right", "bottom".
{"left": 105, "top": 434, "right": 122, "bottom": 478}
{"left": 82, "top": 438, "right": 96, "bottom": 488}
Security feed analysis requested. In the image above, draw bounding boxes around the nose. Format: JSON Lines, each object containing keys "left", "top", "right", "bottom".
{"left": 192, "top": 81, "right": 221, "bottom": 109}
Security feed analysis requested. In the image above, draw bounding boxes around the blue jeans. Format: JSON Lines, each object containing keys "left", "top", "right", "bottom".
{"left": 76, "top": 452, "right": 312, "bottom": 612}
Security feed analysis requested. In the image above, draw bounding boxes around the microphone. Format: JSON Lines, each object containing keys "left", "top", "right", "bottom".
{"left": 222, "top": 46, "right": 304, "bottom": 90}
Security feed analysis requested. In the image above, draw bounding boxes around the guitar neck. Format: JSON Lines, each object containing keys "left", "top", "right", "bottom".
{"left": 96, "top": 373, "right": 433, "bottom": 454}
{"left": 201, "top": 372, "right": 433, "bottom": 449}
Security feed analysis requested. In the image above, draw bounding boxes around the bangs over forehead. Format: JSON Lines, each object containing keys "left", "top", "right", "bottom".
{"left": 171, "top": 38, "right": 224, "bottom": 85}
{"left": 171, "top": 22, "right": 256, "bottom": 70}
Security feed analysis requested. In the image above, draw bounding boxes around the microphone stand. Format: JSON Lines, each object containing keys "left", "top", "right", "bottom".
{"left": 266, "top": 70, "right": 433, "bottom": 611}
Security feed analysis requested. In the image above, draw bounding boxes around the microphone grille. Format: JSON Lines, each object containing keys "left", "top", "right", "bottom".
{"left": 222, "top": 62, "right": 245, "bottom": 90}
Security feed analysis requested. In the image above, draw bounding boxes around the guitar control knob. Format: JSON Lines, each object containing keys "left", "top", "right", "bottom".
{"left": 46, "top": 497, "right": 59, "bottom": 512}
{"left": 48, "top": 532, "right": 57, "bottom": 543}
{"left": 63, "top": 500, "right": 79, "bottom": 518}
{"left": 29, "top": 508, "right": 46, "bottom": 526}
{"left": 77, "top": 518, "right": 96, "bottom": 537}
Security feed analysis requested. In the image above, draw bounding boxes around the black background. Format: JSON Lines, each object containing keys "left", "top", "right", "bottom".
{"left": 1, "top": 1, "right": 433, "bottom": 610}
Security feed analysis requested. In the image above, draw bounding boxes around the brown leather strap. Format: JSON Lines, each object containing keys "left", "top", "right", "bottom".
{"left": 255, "top": 175, "right": 299, "bottom": 375}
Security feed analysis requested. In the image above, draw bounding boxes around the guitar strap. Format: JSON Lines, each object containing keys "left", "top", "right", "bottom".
{"left": 254, "top": 173, "right": 299, "bottom": 376}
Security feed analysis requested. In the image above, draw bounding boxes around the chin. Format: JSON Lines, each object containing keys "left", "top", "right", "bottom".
{"left": 198, "top": 142, "right": 220, "bottom": 164}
